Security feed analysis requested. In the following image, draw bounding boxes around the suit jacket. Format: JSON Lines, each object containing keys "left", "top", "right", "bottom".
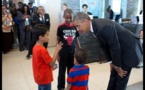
{"left": 33, "top": 13, "right": 51, "bottom": 30}
{"left": 87, "top": 12, "right": 92, "bottom": 15}
{"left": 92, "top": 19, "right": 142, "bottom": 67}
{"left": 110, "top": 10, "right": 114, "bottom": 20}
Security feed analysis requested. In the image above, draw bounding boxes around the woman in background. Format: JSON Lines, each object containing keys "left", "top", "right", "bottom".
{"left": 2, "top": 5, "right": 14, "bottom": 53}
{"left": 17, "top": 4, "right": 32, "bottom": 51}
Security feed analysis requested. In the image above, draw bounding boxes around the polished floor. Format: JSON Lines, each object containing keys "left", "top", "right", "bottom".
{"left": 2, "top": 47, "right": 143, "bottom": 90}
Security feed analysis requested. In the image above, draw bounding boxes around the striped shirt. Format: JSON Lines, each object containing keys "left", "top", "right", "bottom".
{"left": 67, "top": 64, "right": 89, "bottom": 90}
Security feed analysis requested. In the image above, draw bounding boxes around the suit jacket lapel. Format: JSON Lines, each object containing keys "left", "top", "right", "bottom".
{"left": 91, "top": 20, "right": 98, "bottom": 37}
{"left": 91, "top": 19, "right": 106, "bottom": 46}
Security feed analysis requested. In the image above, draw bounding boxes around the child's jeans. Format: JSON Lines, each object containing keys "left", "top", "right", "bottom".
{"left": 38, "top": 83, "right": 51, "bottom": 90}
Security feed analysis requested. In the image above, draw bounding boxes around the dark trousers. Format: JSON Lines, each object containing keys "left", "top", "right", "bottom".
{"left": 16, "top": 24, "right": 20, "bottom": 43}
{"left": 19, "top": 28, "right": 31, "bottom": 50}
{"left": 107, "top": 64, "right": 132, "bottom": 90}
{"left": 2, "top": 30, "right": 14, "bottom": 53}
{"left": 27, "top": 31, "right": 36, "bottom": 55}
{"left": 27, "top": 31, "right": 48, "bottom": 55}
{"left": 57, "top": 53, "right": 74, "bottom": 89}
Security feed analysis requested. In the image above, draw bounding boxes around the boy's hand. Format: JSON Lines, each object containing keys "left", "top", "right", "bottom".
{"left": 52, "top": 64, "right": 58, "bottom": 70}
{"left": 56, "top": 42, "right": 63, "bottom": 52}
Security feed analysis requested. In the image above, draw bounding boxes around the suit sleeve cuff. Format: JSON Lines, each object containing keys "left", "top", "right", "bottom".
{"left": 108, "top": 61, "right": 112, "bottom": 63}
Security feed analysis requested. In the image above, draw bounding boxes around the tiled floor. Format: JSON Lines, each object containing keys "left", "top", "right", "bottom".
{"left": 2, "top": 47, "right": 143, "bottom": 90}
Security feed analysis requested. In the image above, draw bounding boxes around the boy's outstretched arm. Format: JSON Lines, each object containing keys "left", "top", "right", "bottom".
{"left": 49, "top": 42, "right": 62, "bottom": 67}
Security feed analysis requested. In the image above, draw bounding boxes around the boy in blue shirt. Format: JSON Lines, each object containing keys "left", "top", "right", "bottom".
{"left": 66, "top": 48, "right": 90, "bottom": 90}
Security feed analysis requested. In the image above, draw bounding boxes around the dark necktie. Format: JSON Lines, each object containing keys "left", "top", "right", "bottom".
{"left": 91, "top": 32, "right": 97, "bottom": 38}
{"left": 42, "top": 16, "right": 45, "bottom": 23}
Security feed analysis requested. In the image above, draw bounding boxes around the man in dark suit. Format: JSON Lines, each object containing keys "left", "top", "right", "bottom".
{"left": 26, "top": 6, "right": 51, "bottom": 59}
{"left": 82, "top": 4, "right": 92, "bottom": 15}
{"left": 106, "top": 6, "right": 114, "bottom": 20}
{"left": 33, "top": 6, "right": 50, "bottom": 30}
{"left": 32, "top": 6, "right": 50, "bottom": 48}
{"left": 73, "top": 12, "right": 142, "bottom": 90}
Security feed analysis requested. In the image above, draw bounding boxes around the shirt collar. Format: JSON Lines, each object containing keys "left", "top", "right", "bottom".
{"left": 63, "top": 22, "right": 74, "bottom": 27}
{"left": 90, "top": 21, "right": 97, "bottom": 38}
{"left": 73, "top": 64, "right": 84, "bottom": 68}
{"left": 90, "top": 21, "right": 93, "bottom": 33}
{"left": 39, "top": 14, "right": 44, "bottom": 17}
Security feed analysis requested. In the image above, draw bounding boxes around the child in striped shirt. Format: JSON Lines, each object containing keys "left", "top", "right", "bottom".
{"left": 66, "top": 48, "right": 90, "bottom": 90}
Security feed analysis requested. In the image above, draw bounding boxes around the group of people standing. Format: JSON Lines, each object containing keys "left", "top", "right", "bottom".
{"left": 2, "top": 2, "right": 143, "bottom": 90}
{"left": 2, "top": 2, "right": 51, "bottom": 59}
{"left": 31, "top": 3, "right": 143, "bottom": 90}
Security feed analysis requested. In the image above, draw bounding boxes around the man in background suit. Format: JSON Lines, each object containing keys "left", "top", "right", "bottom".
{"left": 33, "top": 6, "right": 51, "bottom": 48}
{"left": 59, "top": 3, "right": 68, "bottom": 24}
{"left": 106, "top": 6, "right": 114, "bottom": 20}
{"left": 82, "top": 4, "right": 92, "bottom": 15}
{"left": 73, "top": 12, "right": 142, "bottom": 90}
{"left": 26, "top": 6, "right": 51, "bottom": 59}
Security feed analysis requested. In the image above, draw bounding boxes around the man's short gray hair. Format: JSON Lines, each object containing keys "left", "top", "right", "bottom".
{"left": 73, "top": 12, "right": 91, "bottom": 22}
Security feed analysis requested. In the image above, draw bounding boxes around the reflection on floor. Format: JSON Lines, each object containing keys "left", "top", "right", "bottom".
{"left": 2, "top": 47, "right": 143, "bottom": 90}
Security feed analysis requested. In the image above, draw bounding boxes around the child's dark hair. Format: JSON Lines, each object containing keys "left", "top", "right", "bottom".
{"left": 82, "top": 4, "right": 88, "bottom": 8}
{"left": 74, "top": 48, "right": 88, "bottom": 64}
{"left": 64, "top": 9, "right": 73, "bottom": 16}
{"left": 63, "top": 3, "right": 67, "bottom": 7}
{"left": 33, "top": 24, "right": 49, "bottom": 40}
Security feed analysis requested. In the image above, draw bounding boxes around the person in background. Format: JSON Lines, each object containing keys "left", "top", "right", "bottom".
{"left": 59, "top": 3, "right": 68, "bottom": 24}
{"left": 17, "top": 4, "right": 32, "bottom": 51}
{"left": 17, "top": 2, "right": 23, "bottom": 12}
{"left": 31, "top": 6, "right": 38, "bottom": 26}
{"left": 115, "top": 9, "right": 123, "bottom": 23}
{"left": 57, "top": 9, "right": 81, "bottom": 90}
{"left": 32, "top": 24, "right": 62, "bottom": 90}
{"left": 28, "top": 2, "right": 33, "bottom": 13}
{"left": 66, "top": 48, "right": 89, "bottom": 90}
{"left": 9, "top": 4, "right": 19, "bottom": 47}
{"left": 16, "top": 2, "right": 24, "bottom": 43}
{"left": 106, "top": 6, "right": 114, "bottom": 20}
{"left": 136, "top": 29, "right": 143, "bottom": 68}
{"left": 26, "top": 6, "right": 50, "bottom": 58}
{"left": 73, "top": 12, "right": 142, "bottom": 90}
{"left": 33, "top": 6, "right": 51, "bottom": 48}
{"left": 2, "top": 5, "right": 14, "bottom": 53}
{"left": 26, "top": 6, "right": 38, "bottom": 59}
{"left": 82, "top": 4, "right": 92, "bottom": 15}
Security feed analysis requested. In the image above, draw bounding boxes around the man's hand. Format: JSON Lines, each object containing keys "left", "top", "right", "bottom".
{"left": 57, "top": 55, "right": 60, "bottom": 62}
{"left": 115, "top": 67, "right": 127, "bottom": 78}
{"left": 110, "top": 63, "right": 114, "bottom": 72}
{"left": 27, "top": 15, "right": 30, "bottom": 18}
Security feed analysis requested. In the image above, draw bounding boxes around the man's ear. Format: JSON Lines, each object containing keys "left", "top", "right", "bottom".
{"left": 84, "top": 19, "right": 90, "bottom": 24}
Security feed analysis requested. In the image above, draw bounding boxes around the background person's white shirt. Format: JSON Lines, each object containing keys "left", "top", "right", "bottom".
{"left": 59, "top": 10, "right": 65, "bottom": 24}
